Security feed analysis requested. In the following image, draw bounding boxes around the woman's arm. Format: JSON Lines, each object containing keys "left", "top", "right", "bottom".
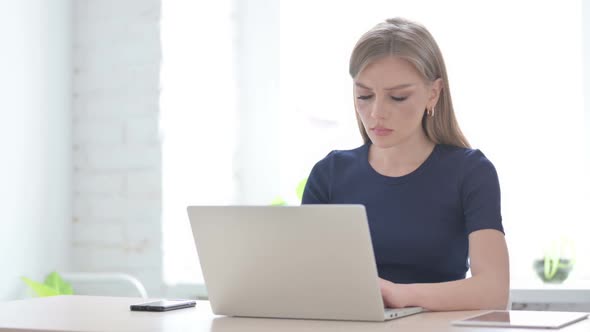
{"left": 380, "top": 229, "right": 510, "bottom": 311}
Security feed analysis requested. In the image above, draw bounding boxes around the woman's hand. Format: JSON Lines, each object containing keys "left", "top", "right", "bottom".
{"left": 378, "top": 277, "right": 409, "bottom": 308}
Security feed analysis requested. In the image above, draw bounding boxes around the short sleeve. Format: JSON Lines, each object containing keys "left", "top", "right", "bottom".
{"left": 461, "top": 150, "right": 504, "bottom": 234}
{"left": 301, "top": 151, "right": 334, "bottom": 204}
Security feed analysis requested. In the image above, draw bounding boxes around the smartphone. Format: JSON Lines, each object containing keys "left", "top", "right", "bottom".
{"left": 130, "top": 299, "right": 196, "bottom": 312}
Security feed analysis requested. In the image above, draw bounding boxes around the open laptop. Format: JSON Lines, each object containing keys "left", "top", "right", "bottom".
{"left": 186, "top": 205, "right": 423, "bottom": 321}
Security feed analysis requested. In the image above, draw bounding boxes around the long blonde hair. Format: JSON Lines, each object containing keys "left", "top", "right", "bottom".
{"left": 349, "top": 18, "right": 470, "bottom": 148}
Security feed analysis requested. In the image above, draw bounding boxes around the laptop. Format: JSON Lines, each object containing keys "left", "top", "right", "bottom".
{"left": 186, "top": 205, "right": 423, "bottom": 321}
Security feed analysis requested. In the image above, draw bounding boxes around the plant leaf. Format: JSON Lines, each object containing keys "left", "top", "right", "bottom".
{"left": 544, "top": 255, "right": 559, "bottom": 280}
{"left": 44, "top": 272, "right": 60, "bottom": 289}
{"left": 295, "top": 178, "right": 307, "bottom": 202}
{"left": 62, "top": 283, "right": 74, "bottom": 295}
{"left": 44, "top": 272, "right": 73, "bottom": 295}
{"left": 270, "top": 196, "right": 287, "bottom": 206}
{"left": 21, "top": 277, "right": 59, "bottom": 297}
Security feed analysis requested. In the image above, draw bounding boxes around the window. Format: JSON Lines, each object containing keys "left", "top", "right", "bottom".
{"left": 279, "top": 0, "right": 588, "bottom": 282}
{"left": 161, "top": 0, "right": 589, "bottom": 289}
{"left": 160, "top": 0, "right": 237, "bottom": 285}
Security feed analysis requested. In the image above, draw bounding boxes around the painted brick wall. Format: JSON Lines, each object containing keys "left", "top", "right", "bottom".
{"left": 72, "top": 0, "right": 163, "bottom": 297}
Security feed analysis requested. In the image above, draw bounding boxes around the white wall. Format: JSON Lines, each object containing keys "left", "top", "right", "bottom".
{"left": 0, "top": 0, "right": 72, "bottom": 300}
{"left": 584, "top": 1, "right": 590, "bottom": 260}
{"left": 72, "top": 0, "right": 163, "bottom": 297}
{"left": 585, "top": 0, "right": 590, "bottom": 166}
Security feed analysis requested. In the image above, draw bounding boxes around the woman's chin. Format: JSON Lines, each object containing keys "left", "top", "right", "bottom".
{"left": 369, "top": 137, "right": 399, "bottom": 148}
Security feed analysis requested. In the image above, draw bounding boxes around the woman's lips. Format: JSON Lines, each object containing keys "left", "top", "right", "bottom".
{"left": 371, "top": 127, "right": 393, "bottom": 136}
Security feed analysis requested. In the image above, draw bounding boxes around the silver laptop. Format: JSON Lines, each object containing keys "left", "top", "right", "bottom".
{"left": 186, "top": 205, "right": 423, "bottom": 321}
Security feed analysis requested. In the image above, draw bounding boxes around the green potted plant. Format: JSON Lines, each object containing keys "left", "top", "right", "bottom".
{"left": 271, "top": 178, "right": 307, "bottom": 206}
{"left": 21, "top": 271, "right": 73, "bottom": 297}
{"left": 533, "top": 238, "right": 575, "bottom": 283}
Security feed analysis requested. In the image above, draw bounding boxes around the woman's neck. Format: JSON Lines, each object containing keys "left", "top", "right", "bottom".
{"left": 368, "top": 131, "right": 435, "bottom": 177}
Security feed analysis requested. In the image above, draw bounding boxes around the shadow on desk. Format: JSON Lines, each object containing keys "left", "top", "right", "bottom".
{"left": 211, "top": 316, "right": 395, "bottom": 332}
{"left": 209, "top": 310, "right": 481, "bottom": 332}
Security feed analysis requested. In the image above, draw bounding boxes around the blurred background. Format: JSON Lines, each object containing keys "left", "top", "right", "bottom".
{"left": 1, "top": 0, "right": 589, "bottom": 308}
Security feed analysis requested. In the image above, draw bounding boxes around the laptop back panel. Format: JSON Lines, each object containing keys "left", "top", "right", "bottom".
{"left": 187, "top": 205, "right": 387, "bottom": 321}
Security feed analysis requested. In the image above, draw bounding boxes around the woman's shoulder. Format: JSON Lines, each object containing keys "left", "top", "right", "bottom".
{"left": 311, "top": 144, "right": 367, "bottom": 171}
{"left": 437, "top": 144, "right": 497, "bottom": 175}
{"left": 329, "top": 144, "right": 367, "bottom": 159}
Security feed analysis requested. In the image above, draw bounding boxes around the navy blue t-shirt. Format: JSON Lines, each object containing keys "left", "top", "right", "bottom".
{"left": 302, "top": 143, "right": 503, "bottom": 284}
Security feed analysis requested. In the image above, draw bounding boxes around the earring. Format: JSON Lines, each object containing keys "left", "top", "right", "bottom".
{"left": 427, "top": 107, "right": 435, "bottom": 117}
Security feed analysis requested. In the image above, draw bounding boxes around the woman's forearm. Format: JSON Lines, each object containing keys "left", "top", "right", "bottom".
{"left": 392, "top": 230, "right": 511, "bottom": 311}
{"left": 397, "top": 274, "right": 509, "bottom": 311}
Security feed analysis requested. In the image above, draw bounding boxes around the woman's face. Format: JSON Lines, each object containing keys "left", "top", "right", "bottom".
{"left": 354, "top": 56, "right": 441, "bottom": 148}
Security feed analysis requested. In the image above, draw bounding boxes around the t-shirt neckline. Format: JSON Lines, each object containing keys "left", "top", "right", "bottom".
{"left": 363, "top": 143, "right": 440, "bottom": 185}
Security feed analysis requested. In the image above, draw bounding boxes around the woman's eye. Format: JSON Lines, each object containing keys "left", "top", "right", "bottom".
{"left": 357, "top": 95, "right": 373, "bottom": 100}
{"left": 391, "top": 96, "right": 407, "bottom": 102}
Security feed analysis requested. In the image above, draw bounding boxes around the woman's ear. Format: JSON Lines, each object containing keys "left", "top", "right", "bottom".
{"left": 428, "top": 78, "right": 443, "bottom": 107}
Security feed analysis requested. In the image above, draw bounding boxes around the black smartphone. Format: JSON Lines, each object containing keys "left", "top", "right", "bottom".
{"left": 130, "top": 299, "right": 196, "bottom": 312}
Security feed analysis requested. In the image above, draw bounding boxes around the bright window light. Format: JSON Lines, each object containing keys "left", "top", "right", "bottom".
{"left": 162, "top": 0, "right": 588, "bottom": 287}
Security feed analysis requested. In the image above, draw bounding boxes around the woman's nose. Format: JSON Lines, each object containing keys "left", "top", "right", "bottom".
{"left": 370, "top": 96, "right": 389, "bottom": 119}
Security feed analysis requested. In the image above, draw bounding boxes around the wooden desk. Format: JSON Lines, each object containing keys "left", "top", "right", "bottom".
{"left": 0, "top": 295, "right": 588, "bottom": 332}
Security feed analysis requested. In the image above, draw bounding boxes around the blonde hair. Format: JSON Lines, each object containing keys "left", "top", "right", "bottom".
{"left": 349, "top": 18, "right": 470, "bottom": 148}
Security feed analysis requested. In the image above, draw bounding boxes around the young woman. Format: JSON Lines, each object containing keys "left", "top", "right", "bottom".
{"left": 302, "top": 18, "right": 509, "bottom": 311}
